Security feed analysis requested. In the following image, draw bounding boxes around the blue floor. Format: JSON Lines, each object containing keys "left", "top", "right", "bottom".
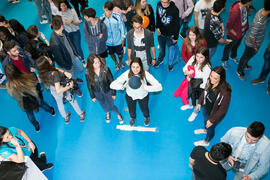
{"left": 1, "top": 0, "right": 270, "bottom": 179}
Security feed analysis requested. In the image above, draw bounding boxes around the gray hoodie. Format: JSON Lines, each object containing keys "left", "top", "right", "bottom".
{"left": 83, "top": 19, "right": 108, "bottom": 54}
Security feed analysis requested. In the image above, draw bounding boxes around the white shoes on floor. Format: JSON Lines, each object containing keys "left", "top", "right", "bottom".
{"left": 188, "top": 112, "right": 197, "bottom": 122}
{"left": 180, "top": 105, "right": 193, "bottom": 111}
{"left": 194, "top": 140, "right": 209, "bottom": 147}
{"left": 194, "top": 129, "right": 207, "bottom": 134}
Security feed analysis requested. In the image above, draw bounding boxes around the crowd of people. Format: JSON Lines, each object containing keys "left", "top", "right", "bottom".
{"left": 1, "top": 0, "right": 270, "bottom": 179}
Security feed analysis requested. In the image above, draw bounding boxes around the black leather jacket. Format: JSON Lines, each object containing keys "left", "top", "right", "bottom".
{"left": 85, "top": 66, "right": 116, "bottom": 99}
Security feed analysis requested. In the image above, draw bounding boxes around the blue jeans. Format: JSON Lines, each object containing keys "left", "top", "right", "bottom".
{"left": 95, "top": 90, "right": 120, "bottom": 115}
{"left": 168, "top": 43, "right": 180, "bottom": 67}
{"left": 25, "top": 99, "right": 53, "bottom": 129}
{"left": 34, "top": 0, "right": 52, "bottom": 23}
{"left": 66, "top": 57, "right": 83, "bottom": 79}
{"left": 179, "top": 18, "right": 189, "bottom": 36}
{"left": 203, "top": 107, "right": 216, "bottom": 142}
{"left": 50, "top": 86, "right": 82, "bottom": 118}
{"left": 68, "top": 30, "right": 84, "bottom": 59}
{"left": 209, "top": 47, "right": 217, "bottom": 60}
{"left": 259, "top": 47, "right": 270, "bottom": 84}
{"left": 158, "top": 35, "right": 180, "bottom": 66}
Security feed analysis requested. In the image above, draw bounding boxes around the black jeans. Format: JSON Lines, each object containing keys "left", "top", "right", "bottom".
{"left": 259, "top": 47, "right": 270, "bottom": 84}
{"left": 125, "top": 93, "right": 149, "bottom": 119}
{"left": 30, "top": 142, "right": 47, "bottom": 170}
{"left": 203, "top": 107, "right": 216, "bottom": 142}
{"left": 222, "top": 35, "right": 243, "bottom": 62}
{"left": 70, "top": 0, "right": 87, "bottom": 18}
{"left": 237, "top": 45, "right": 257, "bottom": 74}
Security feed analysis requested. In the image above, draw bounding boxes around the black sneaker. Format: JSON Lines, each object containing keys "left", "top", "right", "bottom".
{"left": 76, "top": 78, "right": 84, "bottom": 84}
{"left": 35, "top": 122, "right": 40, "bottom": 132}
{"left": 236, "top": 71, "right": 246, "bottom": 81}
{"left": 154, "top": 60, "right": 163, "bottom": 68}
{"left": 168, "top": 65, "right": 174, "bottom": 72}
{"left": 119, "top": 62, "right": 125, "bottom": 69}
{"left": 82, "top": 59, "right": 87, "bottom": 67}
{"left": 42, "top": 163, "right": 54, "bottom": 172}
{"left": 129, "top": 118, "right": 135, "bottom": 126}
{"left": 179, "top": 33, "right": 186, "bottom": 39}
{"left": 117, "top": 114, "right": 124, "bottom": 124}
{"left": 74, "top": 88, "right": 83, "bottom": 97}
{"left": 65, "top": 112, "right": 71, "bottom": 124}
{"left": 51, "top": 106, "right": 56, "bottom": 116}
{"left": 144, "top": 117, "right": 150, "bottom": 126}
{"left": 40, "top": 152, "right": 47, "bottom": 163}
{"left": 80, "top": 111, "right": 86, "bottom": 122}
{"left": 105, "top": 112, "right": 111, "bottom": 123}
{"left": 244, "top": 65, "right": 252, "bottom": 70}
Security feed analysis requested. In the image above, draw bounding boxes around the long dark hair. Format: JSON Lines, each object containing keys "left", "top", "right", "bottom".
{"left": 36, "top": 56, "right": 59, "bottom": 89}
{"left": 0, "top": 26, "right": 21, "bottom": 46}
{"left": 128, "top": 57, "right": 145, "bottom": 80}
{"left": 86, "top": 54, "right": 105, "bottom": 85}
{"left": 0, "top": 126, "right": 8, "bottom": 146}
{"left": 5, "top": 63, "right": 39, "bottom": 97}
{"left": 206, "top": 66, "right": 231, "bottom": 92}
{"left": 26, "top": 25, "right": 39, "bottom": 41}
{"left": 58, "top": 0, "right": 72, "bottom": 11}
{"left": 185, "top": 26, "right": 205, "bottom": 54}
{"left": 192, "top": 47, "right": 211, "bottom": 72}
{"left": 8, "top": 19, "right": 26, "bottom": 34}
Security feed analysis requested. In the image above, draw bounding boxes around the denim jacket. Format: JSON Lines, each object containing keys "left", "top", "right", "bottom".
{"left": 221, "top": 127, "right": 270, "bottom": 180}
{"left": 100, "top": 12, "right": 126, "bottom": 46}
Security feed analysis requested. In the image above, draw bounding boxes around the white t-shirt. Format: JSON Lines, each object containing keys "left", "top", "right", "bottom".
{"left": 134, "top": 31, "right": 148, "bottom": 71}
{"left": 183, "top": 56, "right": 211, "bottom": 89}
{"left": 194, "top": 0, "right": 215, "bottom": 29}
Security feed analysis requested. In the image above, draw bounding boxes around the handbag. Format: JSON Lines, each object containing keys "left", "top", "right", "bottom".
{"left": 190, "top": 78, "right": 203, "bottom": 89}
{"left": 0, "top": 161, "right": 27, "bottom": 180}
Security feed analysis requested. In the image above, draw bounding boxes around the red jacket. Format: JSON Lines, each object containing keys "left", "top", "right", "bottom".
{"left": 181, "top": 38, "right": 206, "bottom": 63}
{"left": 226, "top": 1, "right": 249, "bottom": 40}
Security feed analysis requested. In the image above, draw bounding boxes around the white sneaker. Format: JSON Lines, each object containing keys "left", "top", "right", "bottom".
{"left": 180, "top": 105, "right": 193, "bottom": 111}
{"left": 188, "top": 112, "right": 197, "bottom": 122}
{"left": 123, "top": 46, "right": 126, "bottom": 54}
{"left": 11, "top": 0, "right": 20, "bottom": 3}
{"left": 157, "top": 45, "right": 160, "bottom": 49}
{"left": 194, "top": 140, "right": 209, "bottom": 146}
{"left": 40, "top": 20, "right": 48, "bottom": 24}
{"left": 194, "top": 129, "right": 207, "bottom": 134}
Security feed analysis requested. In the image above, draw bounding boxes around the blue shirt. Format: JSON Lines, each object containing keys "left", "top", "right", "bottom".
{"left": 0, "top": 127, "right": 31, "bottom": 159}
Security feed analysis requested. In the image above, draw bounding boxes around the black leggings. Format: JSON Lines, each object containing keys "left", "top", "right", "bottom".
{"left": 30, "top": 142, "right": 47, "bottom": 170}
{"left": 125, "top": 93, "right": 149, "bottom": 119}
{"left": 70, "top": 0, "right": 87, "bottom": 18}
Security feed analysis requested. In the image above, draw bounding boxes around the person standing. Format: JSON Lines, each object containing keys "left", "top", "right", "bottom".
{"left": 82, "top": 8, "right": 108, "bottom": 65}
{"left": 110, "top": 57, "right": 162, "bottom": 126}
{"left": 221, "top": 121, "right": 270, "bottom": 180}
{"left": 194, "top": 66, "right": 231, "bottom": 147}
{"left": 154, "top": 0, "right": 180, "bottom": 71}
{"left": 85, "top": 55, "right": 123, "bottom": 124}
{"left": 50, "top": 15, "right": 84, "bottom": 86}
{"left": 100, "top": 1, "right": 126, "bottom": 72}
{"left": 221, "top": 0, "right": 252, "bottom": 70}
{"left": 251, "top": 42, "right": 270, "bottom": 95}
{"left": 203, "top": 0, "right": 230, "bottom": 60}
{"left": 194, "top": 0, "right": 215, "bottom": 34}
{"left": 236, "top": 0, "right": 270, "bottom": 81}
{"left": 59, "top": 0, "right": 85, "bottom": 63}
{"left": 126, "top": 15, "right": 156, "bottom": 71}
{"left": 189, "top": 142, "right": 232, "bottom": 180}
{"left": 172, "top": 0, "right": 194, "bottom": 38}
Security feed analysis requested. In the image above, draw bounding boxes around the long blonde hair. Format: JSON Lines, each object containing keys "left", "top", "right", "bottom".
{"left": 134, "top": 0, "right": 150, "bottom": 16}
{"left": 5, "top": 63, "right": 39, "bottom": 97}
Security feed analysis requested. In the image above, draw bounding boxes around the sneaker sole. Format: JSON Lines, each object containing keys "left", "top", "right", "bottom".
{"left": 252, "top": 81, "right": 265, "bottom": 85}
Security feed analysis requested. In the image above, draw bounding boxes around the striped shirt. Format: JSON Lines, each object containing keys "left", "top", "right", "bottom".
{"left": 244, "top": 9, "right": 268, "bottom": 48}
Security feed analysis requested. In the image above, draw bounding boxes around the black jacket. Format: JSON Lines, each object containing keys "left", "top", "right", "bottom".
{"left": 85, "top": 66, "right": 116, "bottom": 99}
{"left": 126, "top": 28, "right": 154, "bottom": 65}
{"left": 26, "top": 39, "right": 53, "bottom": 61}
{"left": 156, "top": 1, "right": 180, "bottom": 40}
{"left": 49, "top": 30, "right": 79, "bottom": 70}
